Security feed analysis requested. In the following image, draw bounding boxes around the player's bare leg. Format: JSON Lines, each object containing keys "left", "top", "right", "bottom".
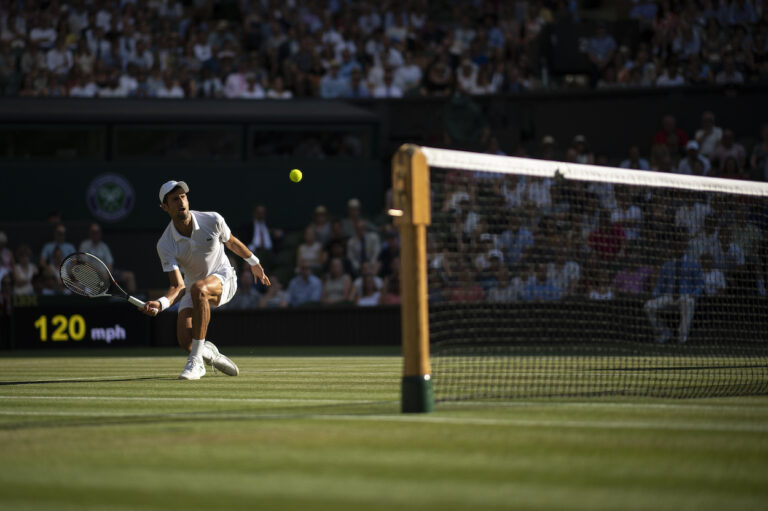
{"left": 177, "top": 277, "right": 239, "bottom": 379}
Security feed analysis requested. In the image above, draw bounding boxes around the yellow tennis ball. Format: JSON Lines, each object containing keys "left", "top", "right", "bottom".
{"left": 289, "top": 169, "right": 303, "bottom": 182}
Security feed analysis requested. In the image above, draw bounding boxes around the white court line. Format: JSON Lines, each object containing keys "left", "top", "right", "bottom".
{"left": 0, "top": 374, "right": 177, "bottom": 383}
{"left": 0, "top": 410, "right": 764, "bottom": 433}
{"left": 445, "top": 400, "right": 768, "bottom": 413}
{"left": 0, "top": 395, "right": 382, "bottom": 405}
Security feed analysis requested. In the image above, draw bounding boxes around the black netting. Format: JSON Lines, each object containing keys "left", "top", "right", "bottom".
{"left": 427, "top": 165, "right": 768, "bottom": 400}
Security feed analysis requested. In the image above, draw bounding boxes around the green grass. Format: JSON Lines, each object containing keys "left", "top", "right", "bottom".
{"left": 0, "top": 350, "right": 767, "bottom": 511}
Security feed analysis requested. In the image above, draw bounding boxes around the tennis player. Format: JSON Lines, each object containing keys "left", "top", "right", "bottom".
{"left": 142, "top": 180, "right": 271, "bottom": 380}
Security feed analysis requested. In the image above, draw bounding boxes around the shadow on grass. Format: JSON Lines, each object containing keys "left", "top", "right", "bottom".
{"left": 0, "top": 400, "right": 400, "bottom": 432}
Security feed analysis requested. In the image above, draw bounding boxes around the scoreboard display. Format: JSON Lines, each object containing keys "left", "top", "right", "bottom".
{"left": 12, "top": 295, "right": 152, "bottom": 348}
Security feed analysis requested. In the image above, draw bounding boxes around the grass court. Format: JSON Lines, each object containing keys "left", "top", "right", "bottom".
{"left": 0, "top": 349, "right": 767, "bottom": 510}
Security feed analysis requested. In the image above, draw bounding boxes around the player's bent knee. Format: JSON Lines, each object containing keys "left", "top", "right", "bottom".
{"left": 190, "top": 281, "right": 209, "bottom": 302}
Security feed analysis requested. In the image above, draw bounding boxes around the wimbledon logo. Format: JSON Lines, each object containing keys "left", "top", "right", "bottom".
{"left": 86, "top": 173, "right": 135, "bottom": 222}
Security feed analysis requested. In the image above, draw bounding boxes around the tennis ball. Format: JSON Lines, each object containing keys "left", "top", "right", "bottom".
{"left": 289, "top": 169, "right": 303, "bottom": 183}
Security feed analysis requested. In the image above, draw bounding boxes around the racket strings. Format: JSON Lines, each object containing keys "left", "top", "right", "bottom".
{"left": 60, "top": 255, "right": 111, "bottom": 297}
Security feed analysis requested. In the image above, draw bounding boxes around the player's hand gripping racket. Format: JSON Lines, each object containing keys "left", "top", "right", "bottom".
{"left": 60, "top": 252, "right": 146, "bottom": 309}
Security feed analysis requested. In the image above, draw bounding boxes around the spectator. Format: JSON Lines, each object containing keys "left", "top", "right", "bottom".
{"left": 258, "top": 275, "right": 288, "bottom": 308}
{"left": 240, "top": 73, "right": 265, "bottom": 99}
{"left": 347, "top": 219, "right": 381, "bottom": 276}
{"left": 378, "top": 230, "right": 400, "bottom": 279}
{"left": 549, "top": 243, "right": 581, "bottom": 298}
{"left": 340, "top": 198, "right": 375, "bottom": 238}
{"left": 39, "top": 223, "right": 76, "bottom": 271}
{"left": 393, "top": 51, "right": 422, "bottom": 93}
{"left": 715, "top": 54, "right": 744, "bottom": 84}
{"left": 539, "top": 135, "right": 557, "bottom": 160}
{"left": 266, "top": 76, "right": 293, "bottom": 99}
{"left": 709, "top": 129, "right": 747, "bottom": 173}
{"left": 12, "top": 244, "right": 37, "bottom": 296}
{"left": 46, "top": 39, "right": 73, "bottom": 76}
{"left": 296, "top": 226, "right": 324, "bottom": 273}
{"left": 79, "top": 222, "right": 137, "bottom": 293}
{"left": 677, "top": 140, "right": 711, "bottom": 175}
{"left": 241, "top": 204, "right": 281, "bottom": 265}
{"left": 356, "top": 274, "right": 381, "bottom": 306}
{"left": 522, "top": 262, "right": 560, "bottom": 301}
{"left": 571, "top": 135, "right": 594, "bottom": 165}
{"left": 379, "top": 274, "right": 401, "bottom": 305}
{"left": 655, "top": 59, "right": 685, "bottom": 87}
{"left": 613, "top": 246, "right": 654, "bottom": 297}
{"left": 653, "top": 114, "right": 689, "bottom": 153}
{"left": 587, "top": 23, "right": 617, "bottom": 80}
{"left": 644, "top": 234, "right": 703, "bottom": 344}
{"left": 694, "top": 111, "right": 723, "bottom": 158}
{"left": 343, "top": 68, "right": 371, "bottom": 98}
{"left": 701, "top": 253, "right": 726, "bottom": 295}
{"left": 287, "top": 259, "right": 322, "bottom": 306}
{"left": 372, "top": 67, "right": 403, "bottom": 98}
{"left": 352, "top": 260, "right": 383, "bottom": 299}
{"left": 587, "top": 210, "right": 626, "bottom": 261}
{"left": 156, "top": 73, "right": 185, "bottom": 98}
{"left": 620, "top": 145, "right": 650, "bottom": 170}
{"left": 611, "top": 188, "right": 643, "bottom": 241}
{"left": 587, "top": 268, "right": 614, "bottom": 301}
{"left": 749, "top": 123, "right": 768, "bottom": 181}
{"left": 0, "top": 231, "right": 13, "bottom": 275}
{"left": 321, "top": 258, "right": 352, "bottom": 305}
{"left": 310, "top": 205, "right": 332, "bottom": 246}
{"left": 319, "top": 60, "right": 348, "bottom": 99}
{"left": 227, "top": 264, "right": 262, "bottom": 310}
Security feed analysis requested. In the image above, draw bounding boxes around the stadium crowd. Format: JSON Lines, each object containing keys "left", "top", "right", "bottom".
{"left": 1, "top": 0, "right": 767, "bottom": 99}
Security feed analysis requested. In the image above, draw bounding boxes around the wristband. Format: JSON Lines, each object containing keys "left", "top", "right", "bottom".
{"left": 157, "top": 296, "right": 170, "bottom": 311}
{"left": 245, "top": 254, "right": 260, "bottom": 266}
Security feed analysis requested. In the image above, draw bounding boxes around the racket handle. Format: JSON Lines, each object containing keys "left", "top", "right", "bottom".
{"left": 128, "top": 296, "right": 146, "bottom": 309}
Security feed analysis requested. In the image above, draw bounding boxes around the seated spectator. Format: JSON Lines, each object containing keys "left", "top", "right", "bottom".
{"left": 240, "top": 73, "right": 265, "bottom": 99}
{"left": 310, "top": 205, "right": 332, "bottom": 246}
{"left": 227, "top": 264, "right": 262, "bottom": 309}
{"left": 379, "top": 275, "right": 401, "bottom": 305}
{"left": 587, "top": 23, "right": 617, "bottom": 81}
{"left": 715, "top": 54, "right": 744, "bottom": 84}
{"left": 0, "top": 271, "right": 12, "bottom": 313}
{"left": 296, "top": 226, "right": 324, "bottom": 273}
{"left": 343, "top": 67, "right": 371, "bottom": 98}
{"left": 341, "top": 198, "right": 376, "bottom": 238}
{"left": 587, "top": 268, "right": 614, "bottom": 301}
{"left": 587, "top": 210, "right": 626, "bottom": 262}
{"left": 321, "top": 257, "right": 352, "bottom": 305}
{"left": 695, "top": 111, "right": 723, "bottom": 158}
{"left": 372, "top": 67, "right": 403, "bottom": 98}
{"left": 351, "top": 260, "right": 383, "bottom": 299}
{"left": 258, "top": 275, "right": 288, "bottom": 308}
{"left": 701, "top": 254, "right": 726, "bottom": 295}
{"left": 611, "top": 188, "right": 642, "bottom": 241}
{"left": 499, "top": 214, "right": 534, "bottom": 266}
{"left": 655, "top": 59, "right": 685, "bottom": 87}
{"left": 356, "top": 274, "right": 381, "bottom": 306}
{"left": 0, "top": 231, "right": 13, "bottom": 275}
{"left": 653, "top": 114, "right": 689, "bottom": 154}
{"left": 749, "top": 123, "right": 768, "bottom": 181}
{"left": 39, "top": 223, "right": 76, "bottom": 271}
{"left": 12, "top": 244, "right": 37, "bottom": 296}
{"left": 287, "top": 259, "right": 322, "bottom": 306}
{"left": 620, "top": 146, "right": 650, "bottom": 170}
{"left": 347, "top": 219, "right": 382, "bottom": 276}
{"left": 487, "top": 263, "right": 524, "bottom": 302}
{"left": 644, "top": 235, "right": 703, "bottom": 344}
{"left": 522, "top": 261, "right": 560, "bottom": 301}
{"left": 156, "top": 73, "right": 185, "bottom": 98}
{"left": 612, "top": 247, "right": 654, "bottom": 297}
{"left": 79, "top": 222, "right": 137, "bottom": 293}
{"left": 240, "top": 204, "right": 282, "bottom": 266}
{"left": 571, "top": 135, "right": 595, "bottom": 165}
{"left": 709, "top": 129, "right": 746, "bottom": 173}
{"left": 378, "top": 230, "right": 400, "bottom": 279}
{"left": 549, "top": 243, "right": 581, "bottom": 297}
{"left": 677, "top": 140, "right": 711, "bottom": 175}
{"left": 319, "top": 60, "right": 348, "bottom": 99}
{"left": 393, "top": 51, "right": 422, "bottom": 93}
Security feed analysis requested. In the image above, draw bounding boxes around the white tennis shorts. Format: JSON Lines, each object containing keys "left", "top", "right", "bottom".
{"left": 178, "top": 269, "right": 237, "bottom": 311}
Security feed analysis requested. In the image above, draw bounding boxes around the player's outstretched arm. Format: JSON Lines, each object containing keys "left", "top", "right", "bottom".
{"left": 225, "top": 235, "right": 271, "bottom": 287}
{"left": 142, "top": 269, "right": 186, "bottom": 317}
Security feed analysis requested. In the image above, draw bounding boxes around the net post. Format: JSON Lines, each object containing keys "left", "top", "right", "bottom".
{"left": 392, "top": 144, "right": 434, "bottom": 413}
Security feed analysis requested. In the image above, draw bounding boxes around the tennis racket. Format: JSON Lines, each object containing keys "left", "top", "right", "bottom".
{"left": 60, "top": 252, "right": 146, "bottom": 309}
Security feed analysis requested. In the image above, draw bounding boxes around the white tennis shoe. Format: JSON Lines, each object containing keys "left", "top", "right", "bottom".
{"left": 203, "top": 341, "right": 239, "bottom": 376}
{"left": 178, "top": 356, "right": 206, "bottom": 380}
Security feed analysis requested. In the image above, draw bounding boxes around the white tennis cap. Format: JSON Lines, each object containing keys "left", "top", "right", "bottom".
{"left": 159, "top": 180, "right": 189, "bottom": 203}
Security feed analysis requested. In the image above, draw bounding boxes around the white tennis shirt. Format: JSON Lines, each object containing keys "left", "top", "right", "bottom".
{"left": 156, "top": 210, "right": 235, "bottom": 287}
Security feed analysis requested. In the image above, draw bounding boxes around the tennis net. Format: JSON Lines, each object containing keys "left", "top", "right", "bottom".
{"left": 419, "top": 147, "right": 768, "bottom": 401}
